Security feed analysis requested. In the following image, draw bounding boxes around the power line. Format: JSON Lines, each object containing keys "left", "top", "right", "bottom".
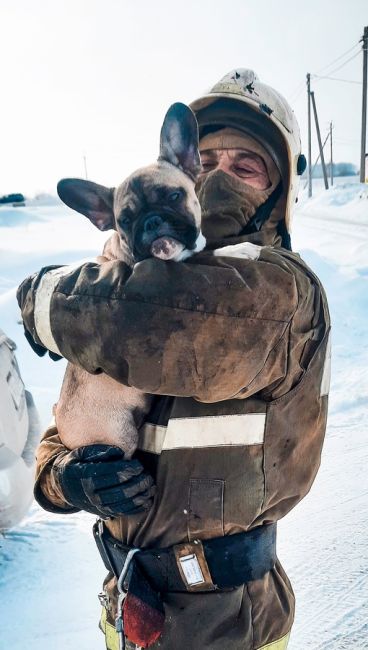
{"left": 323, "top": 50, "right": 361, "bottom": 78}
{"left": 315, "top": 42, "right": 361, "bottom": 75}
{"left": 335, "top": 137, "right": 360, "bottom": 144}
{"left": 312, "top": 74, "right": 362, "bottom": 85}
{"left": 289, "top": 41, "right": 361, "bottom": 104}
{"left": 289, "top": 80, "right": 305, "bottom": 103}
{"left": 290, "top": 85, "right": 306, "bottom": 103}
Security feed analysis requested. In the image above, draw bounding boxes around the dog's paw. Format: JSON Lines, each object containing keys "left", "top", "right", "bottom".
{"left": 213, "top": 242, "right": 262, "bottom": 260}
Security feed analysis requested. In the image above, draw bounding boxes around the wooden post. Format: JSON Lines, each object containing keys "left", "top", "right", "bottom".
{"left": 307, "top": 73, "right": 312, "bottom": 197}
{"left": 83, "top": 154, "right": 88, "bottom": 180}
{"left": 311, "top": 91, "right": 329, "bottom": 189}
{"left": 330, "top": 122, "right": 333, "bottom": 187}
{"left": 360, "top": 27, "right": 368, "bottom": 183}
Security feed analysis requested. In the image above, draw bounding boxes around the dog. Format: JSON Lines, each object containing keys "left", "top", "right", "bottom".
{"left": 53, "top": 102, "right": 206, "bottom": 458}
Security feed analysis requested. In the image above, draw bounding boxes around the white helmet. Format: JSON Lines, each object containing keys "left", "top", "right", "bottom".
{"left": 190, "top": 69, "right": 306, "bottom": 232}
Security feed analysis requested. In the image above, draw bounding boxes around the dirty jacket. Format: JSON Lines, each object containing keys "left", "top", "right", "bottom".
{"left": 28, "top": 227, "right": 330, "bottom": 649}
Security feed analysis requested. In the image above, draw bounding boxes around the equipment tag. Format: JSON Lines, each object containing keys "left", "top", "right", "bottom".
{"left": 179, "top": 553, "right": 205, "bottom": 586}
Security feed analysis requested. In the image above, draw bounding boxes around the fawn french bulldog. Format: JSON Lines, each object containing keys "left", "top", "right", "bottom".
{"left": 54, "top": 103, "right": 206, "bottom": 458}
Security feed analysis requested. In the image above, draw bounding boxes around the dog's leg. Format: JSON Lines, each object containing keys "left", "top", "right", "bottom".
{"left": 213, "top": 242, "right": 262, "bottom": 260}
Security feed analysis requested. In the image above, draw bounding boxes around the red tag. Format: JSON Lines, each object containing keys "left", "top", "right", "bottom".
{"left": 123, "top": 592, "right": 165, "bottom": 648}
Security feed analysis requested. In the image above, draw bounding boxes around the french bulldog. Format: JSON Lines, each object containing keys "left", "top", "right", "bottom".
{"left": 54, "top": 102, "right": 206, "bottom": 458}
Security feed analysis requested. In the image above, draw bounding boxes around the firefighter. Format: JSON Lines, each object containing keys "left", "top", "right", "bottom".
{"left": 17, "top": 69, "right": 330, "bottom": 649}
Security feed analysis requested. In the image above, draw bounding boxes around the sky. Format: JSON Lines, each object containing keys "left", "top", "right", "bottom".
{"left": 0, "top": 0, "right": 366, "bottom": 196}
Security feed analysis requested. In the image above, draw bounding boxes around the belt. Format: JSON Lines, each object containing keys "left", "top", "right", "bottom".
{"left": 93, "top": 520, "right": 277, "bottom": 593}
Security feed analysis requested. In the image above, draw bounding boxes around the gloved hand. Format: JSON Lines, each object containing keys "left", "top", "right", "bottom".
{"left": 17, "top": 268, "right": 63, "bottom": 361}
{"left": 53, "top": 444, "right": 156, "bottom": 518}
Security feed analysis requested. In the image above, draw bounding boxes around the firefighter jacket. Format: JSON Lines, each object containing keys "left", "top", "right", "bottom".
{"left": 20, "top": 181, "right": 331, "bottom": 649}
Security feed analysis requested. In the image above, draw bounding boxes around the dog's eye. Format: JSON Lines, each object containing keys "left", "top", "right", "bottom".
{"left": 168, "top": 191, "right": 181, "bottom": 203}
{"left": 121, "top": 216, "right": 131, "bottom": 227}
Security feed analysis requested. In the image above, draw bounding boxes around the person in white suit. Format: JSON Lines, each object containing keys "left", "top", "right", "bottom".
{"left": 0, "top": 328, "right": 41, "bottom": 531}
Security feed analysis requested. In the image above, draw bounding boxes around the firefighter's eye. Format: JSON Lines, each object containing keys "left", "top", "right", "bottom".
{"left": 201, "top": 162, "right": 216, "bottom": 172}
{"left": 234, "top": 166, "right": 254, "bottom": 174}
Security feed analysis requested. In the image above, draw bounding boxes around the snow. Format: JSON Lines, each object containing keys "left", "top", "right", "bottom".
{"left": 0, "top": 181, "right": 367, "bottom": 649}
{"left": 277, "top": 181, "right": 368, "bottom": 649}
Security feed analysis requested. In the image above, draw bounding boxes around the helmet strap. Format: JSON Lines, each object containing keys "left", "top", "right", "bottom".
{"left": 276, "top": 218, "right": 292, "bottom": 251}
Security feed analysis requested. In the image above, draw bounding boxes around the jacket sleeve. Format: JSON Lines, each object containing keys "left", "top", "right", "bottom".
{"left": 34, "top": 423, "right": 80, "bottom": 513}
{"left": 19, "top": 248, "right": 328, "bottom": 403}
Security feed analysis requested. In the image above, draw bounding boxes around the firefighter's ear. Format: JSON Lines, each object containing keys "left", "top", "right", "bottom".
{"left": 57, "top": 178, "right": 116, "bottom": 231}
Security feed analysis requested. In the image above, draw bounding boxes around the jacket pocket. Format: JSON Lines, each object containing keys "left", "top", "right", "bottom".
{"left": 187, "top": 478, "right": 224, "bottom": 540}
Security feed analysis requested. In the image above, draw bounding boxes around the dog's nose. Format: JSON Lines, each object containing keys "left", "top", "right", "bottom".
{"left": 144, "top": 215, "right": 163, "bottom": 233}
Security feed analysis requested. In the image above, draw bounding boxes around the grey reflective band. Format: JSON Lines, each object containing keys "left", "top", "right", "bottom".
{"left": 33, "top": 260, "right": 95, "bottom": 356}
{"left": 138, "top": 413, "right": 266, "bottom": 454}
{"left": 320, "top": 332, "right": 331, "bottom": 397}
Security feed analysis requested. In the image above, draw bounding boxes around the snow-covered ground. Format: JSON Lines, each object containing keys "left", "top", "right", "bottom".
{"left": 280, "top": 181, "right": 368, "bottom": 649}
{"left": 0, "top": 180, "right": 367, "bottom": 649}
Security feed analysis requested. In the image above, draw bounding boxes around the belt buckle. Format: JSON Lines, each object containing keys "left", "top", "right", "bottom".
{"left": 174, "top": 540, "right": 216, "bottom": 592}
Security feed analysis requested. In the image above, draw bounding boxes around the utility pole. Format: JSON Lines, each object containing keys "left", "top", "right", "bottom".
{"left": 83, "top": 154, "right": 88, "bottom": 180}
{"left": 311, "top": 91, "right": 329, "bottom": 190}
{"left": 360, "top": 26, "right": 368, "bottom": 183}
{"left": 330, "top": 122, "right": 333, "bottom": 186}
{"left": 303, "top": 132, "right": 330, "bottom": 190}
{"left": 307, "top": 73, "right": 312, "bottom": 197}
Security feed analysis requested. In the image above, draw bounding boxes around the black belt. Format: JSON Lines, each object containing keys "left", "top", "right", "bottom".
{"left": 93, "top": 520, "right": 277, "bottom": 593}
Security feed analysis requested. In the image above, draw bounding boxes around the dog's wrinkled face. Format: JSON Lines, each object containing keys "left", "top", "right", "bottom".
{"left": 57, "top": 103, "right": 205, "bottom": 262}
{"left": 114, "top": 161, "right": 202, "bottom": 261}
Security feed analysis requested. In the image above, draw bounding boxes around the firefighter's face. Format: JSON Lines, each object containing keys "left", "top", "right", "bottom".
{"left": 199, "top": 149, "right": 271, "bottom": 190}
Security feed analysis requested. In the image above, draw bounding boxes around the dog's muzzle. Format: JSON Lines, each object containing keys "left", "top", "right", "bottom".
{"left": 133, "top": 211, "right": 202, "bottom": 261}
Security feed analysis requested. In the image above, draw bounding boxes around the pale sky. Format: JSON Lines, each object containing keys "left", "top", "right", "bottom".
{"left": 0, "top": 0, "right": 366, "bottom": 196}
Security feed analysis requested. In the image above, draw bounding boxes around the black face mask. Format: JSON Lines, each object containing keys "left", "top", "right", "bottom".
{"left": 195, "top": 170, "right": 270, "bottom": 243}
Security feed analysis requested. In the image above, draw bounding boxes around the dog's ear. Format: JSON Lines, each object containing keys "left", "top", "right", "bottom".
{"left": 57, "top": 179, "right": 115, "bottom": 231}
{"left": 159, "top": 103, "right": 201, "bottom": 181}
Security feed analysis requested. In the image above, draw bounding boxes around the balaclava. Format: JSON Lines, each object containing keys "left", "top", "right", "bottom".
{"left": 196, "top": 128, "right": 281, "bottom": 247}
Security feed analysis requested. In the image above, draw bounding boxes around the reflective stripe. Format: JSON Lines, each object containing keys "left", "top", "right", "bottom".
{"left": 139, "top": 423, "right": 167, "bottom": 454}
{"left": 34, "top": 268, "right": 65, "bottom": 356}
{"left": 138, "top": 413, "right": 266, "bottom": 454}
{"left": 99, "top": 607, "right": 119, "bottom": 650}
{"left": 320, "top": 331, "right": 331, "bottom": 397}
{"left": 165, "top": 414, "right": 266, "bottom": 449}
{"left": 34, "top": 260, "right": 94, "bottom": 356}
{"left": 258, "top": 631, "right": 290, "bottom": 649}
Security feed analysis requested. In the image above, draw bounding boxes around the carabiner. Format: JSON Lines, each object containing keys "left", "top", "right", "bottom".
{"left": 115, "top": 547, "right": 141, "bottom": 650}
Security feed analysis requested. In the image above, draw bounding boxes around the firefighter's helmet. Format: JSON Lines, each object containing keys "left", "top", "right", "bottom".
{"left": 190, "top": 69, "right": 306, "bottom": 232}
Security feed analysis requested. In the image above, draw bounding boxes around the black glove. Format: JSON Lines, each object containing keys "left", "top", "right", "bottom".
{"left": 17, "top": 268, "right": 63, "bottom": 361}
{"left": 54, "top": 444, "right": 156, "bottom": 518}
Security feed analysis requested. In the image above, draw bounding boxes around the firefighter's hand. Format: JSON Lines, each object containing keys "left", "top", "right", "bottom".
{"left": 53, "top": 445, "right": 156, "bottom": 518}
